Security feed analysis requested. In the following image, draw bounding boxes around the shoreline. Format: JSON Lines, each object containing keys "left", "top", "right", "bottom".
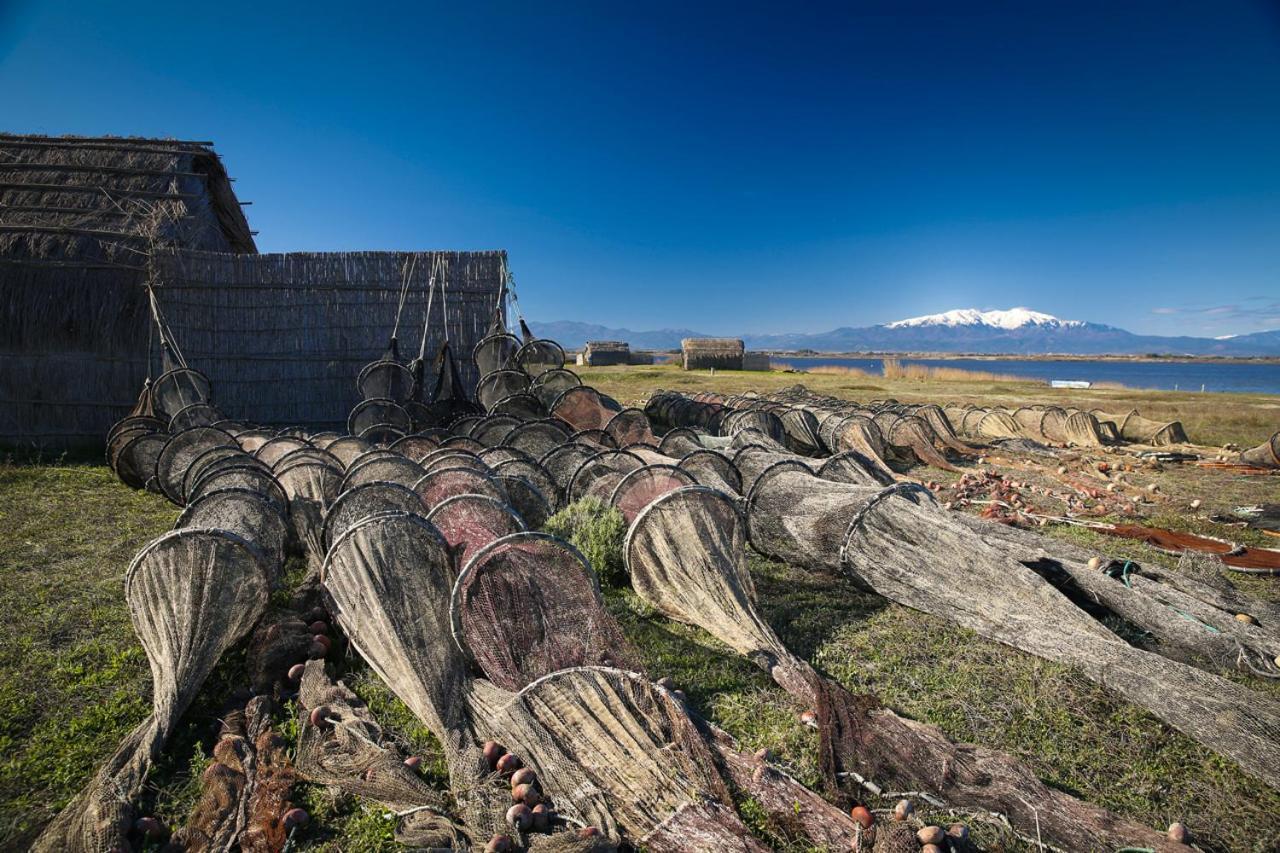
{"left": 754, "top": 351, "right": 1280, "bottom": 365}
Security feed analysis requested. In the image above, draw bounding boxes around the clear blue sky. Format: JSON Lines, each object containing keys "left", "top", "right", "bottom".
{"left": 2, "top": 1, "right": 1278, "bottom": 336}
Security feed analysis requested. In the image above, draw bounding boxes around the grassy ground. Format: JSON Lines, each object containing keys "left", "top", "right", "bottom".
{"left": 2, "top": 366, "right": 1278, "bottom": 851}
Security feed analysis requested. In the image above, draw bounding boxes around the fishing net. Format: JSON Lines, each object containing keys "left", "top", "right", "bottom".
{"left": 505, "top": 419, "right": 574, "bottom": 459}
{"left": 514, "top": 339, "right": 566, "bottom": 378}
{"left": 321, "top": 512, "right": 509, "bottom": 841}
{"left": 114, "top": 432, "right": 169, "bottom": 490}
{"left": 233, "top": 428, "right": 276, "bottom": 453}
{"left": 188, "top": 464, "right": 288, "bottom": 511}
{"left": 151, "top": 367, "right": 213, "bottom": 419}
{"left": 478, "top": 369, "right": 532, "bottom": 410}
{"left": 450, "top": 533, "right": 639, "bottom": 692}
{"left": 349, "top": 398, "right": 414, "bottom": 436}
{"left": 604, "top": 408, "right": 657, "bottom": 448}
{"left": 275, "top": 460, "right": 343, "bottom": 505}
{"left": 33, "top": 528, "right": 268, "bottom": 853}
{"left": 816, "top": 450, "right": 894, "bottom": 486}
{"left": 357, "top": 359, "right": 415, "bottom": 403}
{"left": 388, "top": 433, "right": 441, "bottom": 460}
{"left": 426, "top": 494, "right": 526, "bottom": 574}
{"left": 567, "top": 450, "right": 645, "bottom": 503}
{"left": 530, "top": 368, "right": 582, "bottom": 409}
{"left": 254, "top": 436, "right": 313, "bottom": 468}
{"left": 169, "top": 402, "right": 223, "bottom": 432}
{"left": 624, "top": 486, "right": 815, "bottom": 699}
{"left": 493, "top": 474, "right": 553, "bottom": 528}
{"left": 539, "top": 444, "right": 599, "bottom": 501}
{"left": 887, "top": 415, "right": 958, "bottom": 471}
{"left": 323, "top": 480, "right": 427, "bottom": 552}
{"left": 363, "top": 424, "right": 406, "bottom": 448}
{"left": 656, "top": 428, "right": 702, "bottom": 457}
{"left": 339, "top": 455, "right": 426, "bottom": 492}
{"left": 107, "top": 421, "right": 160, "bottom": 475}
{"left": 156, "top": 426, "right": 239, "bottom": 505}
{"left": 479, "top": 446, "right": 535, "bottom": 467}
{"left": 569, "top": 428, "right": 617, "bottom": 450}
{"left": 274, "top": 447, "right": 344, "bottom": 476}
{"left": 493, "top": 459, "right": 561, "bottom": 511}
{"left": 1240, "top": 431, "right": 1280, "bottom": 469}
{"left": 176, "top": 488, "right": 289, "bottom": 580}
{"left": 675, "top": 449, "right": 742, "bottom": 494}
{"left": 722, "top": 409, "right": 787, "bottom": 446}
{"left": 442, "top": 434, "right": 486, "bottom": 453}
{"left": 474, "top": 332, "right": 523, "bottom": 377}
{"left": 472, "top": 415, "right": 522, "bottom": 447}
{"left": 778, "top": 408, "right": 822, "bottom": 455}
{"left": 422, "top": 450, "right": 492, "bottom": 475}
{"left": 550, "top": 386, "right": 618, "bottom": 432}
{"left": 414, "top": 467, "right": 509, "bottom": 510}
{"left": 294, "top": 660, "right": 461, "bottom": 847}
{"left": 451, "top": 415, "right": 487, "bottom": 437}
{"left": 1093, "top": 409, "right": 1189, "bottom": 445}
{"left": 609, "top": 465, "right": 697, "bottom": 525}
{"left": 490, "top": 393, "right": 547, "bottom": 420}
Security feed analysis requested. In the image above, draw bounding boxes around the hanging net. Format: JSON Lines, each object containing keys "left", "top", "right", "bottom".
{"left": 151, "top": 367, "right": 213, "bottom": 419}
{"left": 473, "top": 332, "right": 522, "bottom": 377}
{"left": 478, "top": 369, "right": 532, "bottom": 411}
{"left": 357, "top": 358, "right": 415, "bottom": 403}
{"left": 530, "top": 368, "right": 582, "bottom": 409}
{"left": 514, "top": 339, "right": 566, "bottom": 378}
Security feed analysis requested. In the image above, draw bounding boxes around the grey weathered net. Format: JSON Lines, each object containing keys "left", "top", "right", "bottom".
{"left": 472, "top": 414, "right": 522, "bottom": 446}
{"left": 151, "top": 365, "right": 213, "bottom": 420}
{"left": 1239, "top": 431, "right": 1280, "bottom": 468}
{"left": 530, "top": 368, "right": 582, "bottom": 409}
{"left": 505, "top": 419, "right": 574, "bottom": 460}
{"left": 34, "top": 529, "right": 269, "bottom": 852}
{"left": 169, "top": 402, "right": 223, "bottom": 431}
{"left": 474, "top": 331, "right": 522, "bottom": 377}
{"left": 744, "top": 463, "right": 1280, "bottom": 789}
{"left": 478, "top": 369, "right": 533, "bottom": 410}
{"left": 550, "top": 386, "right": 620, "bottom": 432}
{"left": 114, "top": 432, "right": 168, "bottom": 491}
{"left": 348, "top": 397, "right": 414, "bottom": 437}
{"left": 156, "top": 426, "right": 239, "bottom": 505}
{"left": 514, "top": 338, "right": 566, "bottom": 378}
{"left": 1093, "top": 408, "right": 1190, "bottom": 445}
{"left": 322, "top": 480, "right": 426, "bottom": 550}
{"left": 176, "top": 488, "right": 288, "bottom": 580}
{"left": 493, "top": 473, "right": 555, "bottom": 529}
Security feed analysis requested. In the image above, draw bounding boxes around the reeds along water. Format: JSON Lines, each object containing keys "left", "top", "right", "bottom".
{"left": 774, "top": 358, "right": 1043, "bottom": 384}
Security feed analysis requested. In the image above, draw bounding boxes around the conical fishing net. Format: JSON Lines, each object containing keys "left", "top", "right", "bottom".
{"left": 338, "top": 455, "right": 425, "bottom": 492}
{"left": 604, "top": 408, "right": 657, "bottom": 448}
{"left": 115, "top": 432, "right": 169, "bottom": 490}
{"left": 514, "top": 339, "right": 566, "bottom": 378}
{"left": 551, "top": 386, "right": 618, "bottom": 432}
{"left": 493, "top": 459, "right": 560, "bottom": 509}
{"left": 176, "top": 488, "right": 288, "bottom": 579}
{"left": 275, "top": 460, "right": 342, "bottom": 505}
{"left": 450, "top": 533, "right": 639, "bottom": 691}
{"left": 34, "top": 529, "right": 268, "bottom": 852}
{"left": 414, "top": 466, "right": 509, "bottom": 510}
{"left": 478, "top": 369, "right": 533, "bottom": 410}
{"left": 422, "top": 450, "right": 492, "bottom": 475}
{"left": 254, "top": 436, "right": 312, "bottom": 468}
{"left": 530, "top": 368, "right": 582, "bottom": 409}
{"left": 609, "top": 465, "right": 697, "bottom": 525}
{"left": 570, "top": 428, "right": 618, "bottom": 450}
{"left": 474, "top": 332, "right": 522, "bottom": 377}
{"left": 322, "top": 480, "right": 427, "bottom": 551}
{"left": 358, "top": 358, "right": 415, "bottom": 403}
{"left": 156, "top": 426, "right": 239, "bottom": 505}
{"left": 169, "top": 402, "right": 223, "bottom": 431}
{"left": 389, "top": 433, "right": 441, "bottom": 461}
{"left": 151, "top": 366, "right": 212, "bottom": 419}
{"left": 490, "top": 393, "right": 548, "bottom": 420}
{"left": 472, "top": 415, "right": 522, "bottom": 447}
{"left": 493, "top": 473, "right": 554, "bottom": 529}
{"left": 274, "top": 447, "right": 344, "bottom": 476}
{"left": 675, "top": 449, "right": 742, "bottom": 494}
{"left": 427, "top": 493, "right": 527, "bottom": 573}
{"left": 657, "top": 428, "right": 703, "bottom": 457}
{"left": 348, "top": 398, "right": 414, "bottom": 436}
{"left": 505, "top": 419, "right": 574, "bottom": 459}
{"left": 1239, "top": 431, "right": 1280, "bottom": 469}
{"left": 181, "top": 445, "right": 251, "bottom": 502}
{"left": 567, "top": 450, "right": 645, "bottom": 503}
{"left": 189, "top": 464, "right": 287, "bottom": 511}
{"left": 540, "top": 444, "right": 601, "bottom": 501}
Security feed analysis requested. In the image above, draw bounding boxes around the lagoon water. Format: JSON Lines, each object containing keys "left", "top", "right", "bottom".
{"left": 770, "top": 356, "right": 1280, "bottom": 395}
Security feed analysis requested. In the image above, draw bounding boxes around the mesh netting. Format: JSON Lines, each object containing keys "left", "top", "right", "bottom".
{"left": 233, "top": 428, "right": 277, "bottom": 454}
{"left": 604, "top": 408, "right": 657, "bottom": 448}
{"left": 493, "top": 474, "right": 554, "bottom": 529}
{"left": 34, "top": 529, "right": 268, "bottom": 852}
{"left": 426, "top": 494, "right": 526, "bottom": 575}
{"left": 451, "top": 534, "right": 639, "bottom": 692}
{"left": 504, "top": 419, "right": 574, "bottom": 459}
{"left": 323, "top": 480, "right": 427, "bottom": 551}
{"left": 539, "top": 444, "right": 599, "bottom": 500}
{"left": 176, "top": 488, "right": 288, "bottom": 580}
{"left": 254, "top": 436, "right": 313, "bottom": 468}
{"left": 274, "top": 447, "right": 344, "bottom": 476}
{"left": 474, "top": 332, "right": 523, "bottom": 377}
{"left": 471, "top": 415, "right": 521, "bottom": 447}
{"left": 189, "top": 464, "right": 287, "bottom": 511}
{"left": 478, "top": 369, "right": 532, "bottom": 410}
{"left": 180, "top": 446, "right": 249, "bottom": 502}
{"left": 1240, "top": 431, "right": 1280, "bottom": 468}
{"left": 609, "top": 465, "right": 696, "bottom": 525}
{"left": 493, "top": 459, "right": 561, "bottom": 512}
{"left": 152, "top": 367, "right": 213, "bottom": 419}
{"left": 357, "top": 359, "right": 415, "bottom": 403}
{"left": 550, "top": 386, "right": 613, "bottom": 432}
{"left": 490, "top": 393, "right": 547, "bottom": 420}
{"left": 169, "top": 402, "right": 223, "bottom": 432}
{"left": 339, "top": 455, "right": 426, "bottom": 492}
{"left": 530, "top": 368, "right": 582, "bottom": 409}
{"left": 442, "top": 434, "right": 486, "bottom": 453}
{"left": 657, "top": 428, "right": 702, "bottom": 457}
{"left": 422, "top": 450, "right": 492, "bottom": 475}
{"left": 388, "top": 433, "right": 442, "bottom": 460}
{"left": 515, "top": 339, "right": 566, "bottom": 377}
{"left": 156, "top": 427, "right": 239, "bottom": 505}
{"left": 567, "top": 450, "right": 645, "bottom": 504}
{"left": 569, "top": 428, "right": 617, "bottom": 450}
{"left": 349, "top": 398, "right": 414, "bottom": 436}
{"left": 275, "top": 461, "right": 343, "bottom": 505}
{"left": 114, "top": 432, "right": 169, "bottom": 490}
{"left": 414, "top": 467, "right": 508, "bottom": 511}
{"left": 675, "top": 449, "right": 742, "bottom": 494}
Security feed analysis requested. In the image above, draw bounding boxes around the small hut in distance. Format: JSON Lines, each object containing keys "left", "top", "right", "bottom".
{"left": 682, "top": 337, "right": 744, "bottom": 370}
{"left": 583, "top": 340, "right": 631, "bottom": 366}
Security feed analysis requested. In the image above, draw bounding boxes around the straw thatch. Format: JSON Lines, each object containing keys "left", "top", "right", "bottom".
{"left": 583, "top": 340, "right": 630, "bottom": 366}
{"left": 155, "top": 249, "right": 503, "bottom": 428}
{"left": 0, "top": 134, "right": 255, "bottom": 449}
{"left": 681, "top": 337, "right": 744, "bottom": 370}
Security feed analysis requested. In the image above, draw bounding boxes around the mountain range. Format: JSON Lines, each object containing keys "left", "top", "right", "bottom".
{"left": 530, "top": 308, "right": 1280, "bottom": 356}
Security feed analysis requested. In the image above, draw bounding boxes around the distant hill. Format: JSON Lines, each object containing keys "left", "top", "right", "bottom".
{"left": 531, "top": 308, "right": 1280, "bottom": 356}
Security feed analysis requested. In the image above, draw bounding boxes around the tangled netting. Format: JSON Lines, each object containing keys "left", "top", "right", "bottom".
{"left": 78, "top": 304, "right": 1278, "bottom": 852}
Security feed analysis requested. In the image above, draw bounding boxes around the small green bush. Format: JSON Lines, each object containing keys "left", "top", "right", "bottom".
{"left": 543, "top": 497, "right": 627, "bottom": 585}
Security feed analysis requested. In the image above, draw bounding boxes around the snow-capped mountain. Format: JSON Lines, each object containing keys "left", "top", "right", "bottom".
{"left": 530, "top": 313, "right": 1280, "bottom": 356}
{"left": 885, "top": 307, "right": 1084, "bottom": 330}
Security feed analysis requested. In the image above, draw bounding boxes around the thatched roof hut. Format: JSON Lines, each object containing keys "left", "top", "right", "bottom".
{"left": 584, "top": 340, "right": 631, "bottom": 366}
{"left": 1, "top": 134, "right": 256, "bottom": 450}
{"left": 681, "top": 337, "right": 744, "bottom": 371}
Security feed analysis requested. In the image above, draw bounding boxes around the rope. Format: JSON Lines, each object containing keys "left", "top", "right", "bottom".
{"left": 417, "top": 254, "right": 441, "bottom": 363}
{"left": 1103, "top": 560, "right": 1222, "bottom": 633}
{"left": 390, "top": 254, "right": 417, "bottom": 343}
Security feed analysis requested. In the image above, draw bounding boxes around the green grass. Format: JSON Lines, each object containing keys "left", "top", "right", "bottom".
{"left": 4, "top": 371, "right": 1280, "bottom": 852}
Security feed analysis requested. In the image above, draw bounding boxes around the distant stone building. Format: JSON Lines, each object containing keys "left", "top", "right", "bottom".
{"left": 681, "top": 338, "right": 744, "bottom": 370}
{"left": 583, "top": 340, "right": 631, "bottom": 366}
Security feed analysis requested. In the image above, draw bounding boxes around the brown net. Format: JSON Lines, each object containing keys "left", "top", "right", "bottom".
{"left": 609, "top": 464, "right": 697, "bottom": 525}
{"left": 450, "top": 533, "right": 639, "bottom": 691}
{"left": 427, "top": 493, "right": 527, "bottom": 572}
{"left": 604, "top": 408, "right": 657, "bottom": 448}
{"left": 1239, "top": 431, "right": 1280, "bottom": 469}
{"left": 414, "top": 466, "right": 509, "bottom": 511}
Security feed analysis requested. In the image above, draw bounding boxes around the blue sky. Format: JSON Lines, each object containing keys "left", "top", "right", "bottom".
{"left": 2, "top": 1, "right": 1278, "bottom": 336}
